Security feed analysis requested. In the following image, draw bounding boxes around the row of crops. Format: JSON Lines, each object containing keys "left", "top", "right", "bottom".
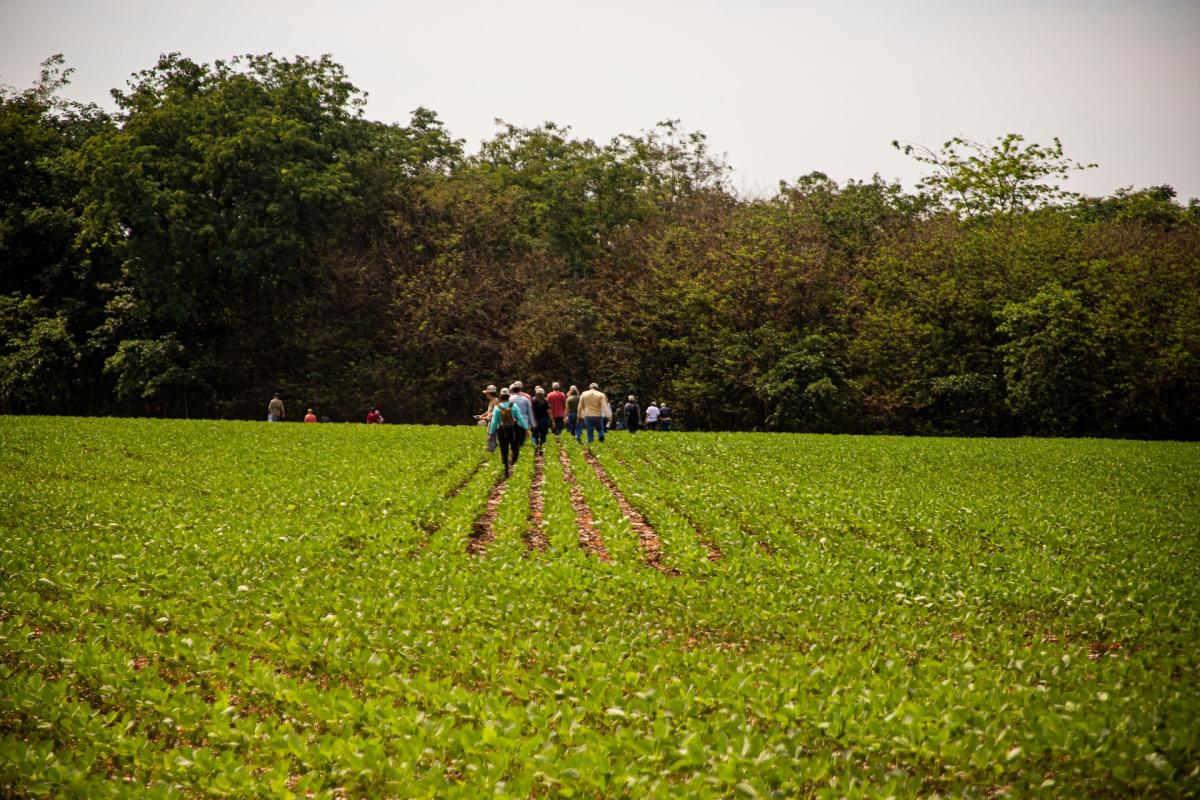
{"left": 1, "top": 417, "right": 1198, "bottom": 797}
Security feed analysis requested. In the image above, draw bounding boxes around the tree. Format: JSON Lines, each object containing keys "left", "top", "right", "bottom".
{"left": 71, "top": 53, "right": 372, "bottom": 415}
{"left": 103, "top": 334, "right": 209, "bottom": 417}
{"left": 1074, "top": 185, "right": 1197, "bottom": 228}
{"left": 0, "top": 295, "right": 80, "bottom": 412}
{"left": 470, "top": 120, "right": 727, "bottom": 273}
{"left": 894, "top": 134, "right": 1096, "bottom": 216}
{"left": 759, "top": 334, "right": 852, "bottom": 432}
{"left": 997, "top": 284, "right": 1105, "bottom": 434}
{"left": 1, "top": 55, "right": 115, "bottom": 413}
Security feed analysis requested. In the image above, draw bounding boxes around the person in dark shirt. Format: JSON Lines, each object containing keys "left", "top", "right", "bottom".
{"left": 623, "top": 395, "right": 641, "bottom": 434}
{"left": 658, "top": 402, "right": 672, "bottom": 432}
{"left": 531, "top": 386, "right": 552, "bottom": 454}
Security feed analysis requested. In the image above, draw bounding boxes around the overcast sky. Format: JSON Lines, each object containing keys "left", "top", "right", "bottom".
{"left": 3, "top": 0, "right": 1198, "bottom": 200}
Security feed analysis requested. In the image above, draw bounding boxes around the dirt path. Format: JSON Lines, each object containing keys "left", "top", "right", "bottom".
{"left": 525, "top": 450, "right": 548, "bottom": 551}
{"left": 466, "top": 474, "right": 507, "bottom": 555}
{"left": 558, "top": 447, "right": 610, "bottom": 561}
{"left": 583, "top": 450, "right": 677, "bottom": 575}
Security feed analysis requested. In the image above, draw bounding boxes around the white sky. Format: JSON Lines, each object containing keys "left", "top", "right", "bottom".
{"left": 3, "top": 0, "right": 1199, "bottom": 200}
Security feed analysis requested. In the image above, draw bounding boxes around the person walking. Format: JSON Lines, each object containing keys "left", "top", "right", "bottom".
{"left": 658, "top": 402, "right": 672, "bottom": 432}
{"left": 509, "top": 383, "right": 535, "bottom": 450}
{"left": 304, "top": 408, "right": 317, "bottom": 423}
{"left": 547, "top": 382, "right": 567, "bottom": 440}
{"left": 477, "top": 385, "right": 499, "bottom": 424}
{"left": 479, "top": 384, "right": 500, "bottom": 452}
{"left": 366, "top": 407, "right": 383, "bottom": 424}
{"left": 531, "top": 386, "right": 552, "bottom": 454}
{"left": 565, "top": 385, "right": 581, "bottom": 442}
{"left": 579, "top": 383, "right": 608, "bottom": 444}
{"left": 488, "top": 388, "right": 529, "bottom": 477}
{"left": 644, "top": 401, "right": 659, "bottom": 431}
{"left": 624, "top": 395, "right": 642, "bottom": 434}
{"left": 267, "top": 392, "right": 285, "bottom": 422}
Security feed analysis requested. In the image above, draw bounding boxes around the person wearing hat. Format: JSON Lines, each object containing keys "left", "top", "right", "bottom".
{"left": 578, "top": 382, "right": 609, "bottom": 444}
{"left": 478, "top": 385, "right": 500, "bottom": 453}
{"left": 508, "top": 383, "right": 535, "bottom": 450}
{"left": 623, "top": 395, "right": 642, "bottom": 434}
{"left": 547, "top": 382, "right": 567, "bottom": 440}
{"left": 488, "top": 387, "right": 529, "bottom": 476}
{"left": 477, "top": 385, "right": 499, "bottom": 426}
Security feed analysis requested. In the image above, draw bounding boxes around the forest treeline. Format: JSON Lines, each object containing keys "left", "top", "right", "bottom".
{"left": 3, "top": 54, "right": 1198, "bottom": 437}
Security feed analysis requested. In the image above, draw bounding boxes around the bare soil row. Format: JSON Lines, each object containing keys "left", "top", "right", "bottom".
{"left": 468, "top": 445, "right": 739, "bottom": 571}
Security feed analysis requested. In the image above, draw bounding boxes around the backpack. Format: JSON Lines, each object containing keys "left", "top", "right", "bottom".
{"left": 499, "top": 402, "right": 516, "bottom": 429}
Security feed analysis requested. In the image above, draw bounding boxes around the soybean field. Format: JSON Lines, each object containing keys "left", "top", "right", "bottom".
{"left": 1, "top": 417, "right": 1197, "bottom": 798}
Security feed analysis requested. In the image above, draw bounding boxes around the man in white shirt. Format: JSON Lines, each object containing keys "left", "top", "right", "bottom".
{"left": 645, "top": 401, "right": 660, "bottom": 431}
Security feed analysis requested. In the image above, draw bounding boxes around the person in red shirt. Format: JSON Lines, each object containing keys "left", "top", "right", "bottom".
{"left": 304, "top": 409, "right": 317, "bottom": 423}
{"left": 366, "top": 407, "right": 383, "bottom": 424}
{"left": 546, "top": 382, "right": 567, "bottom": 440}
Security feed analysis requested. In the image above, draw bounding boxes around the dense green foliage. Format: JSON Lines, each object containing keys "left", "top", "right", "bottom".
{"left": 2, "top": 54, "right": 1198, "bottom": 436}
{"left": 1, "top": 417, "right": 1197, "bottom": 796}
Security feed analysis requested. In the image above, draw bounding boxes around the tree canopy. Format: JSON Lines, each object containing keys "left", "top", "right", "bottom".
{"left": 2, "top": 54, "right": 1197, "bottom": 438}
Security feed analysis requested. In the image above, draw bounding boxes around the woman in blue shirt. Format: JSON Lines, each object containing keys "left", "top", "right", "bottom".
{"left": 488, "top": 388, "right": 530, "bottom": 477}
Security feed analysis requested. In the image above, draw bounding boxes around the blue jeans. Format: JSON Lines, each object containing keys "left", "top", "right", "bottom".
{"left": 567, "top": 411, "right": 580, "bottom": 440}
{"left": 268, "top": 415, "right": 281, "bottom": 422}
{"left": 584, "top": 416, "right": 604, "bottom": 443}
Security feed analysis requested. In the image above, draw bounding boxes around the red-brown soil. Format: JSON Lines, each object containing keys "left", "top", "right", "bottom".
{"left": 525, "top": 450, "right": 548, "bottom": 551}
{"left": 466, "top": 474, "right": 507, "bottom": 555}
{"left": 558, "top": 447, "right": 610, "bottom": 561}
{"left": 582, "top": 450, "right": 678, "bottom": 575}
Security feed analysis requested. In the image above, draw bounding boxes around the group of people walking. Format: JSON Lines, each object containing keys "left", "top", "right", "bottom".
{"left": 478, "top": 381, "right": 672, "bottom": 476}
{"left": 266, "top": 382, "right": 674, "bottom": 478}
{"left": 265, "top": 393, "right": 378, "bottom": 424}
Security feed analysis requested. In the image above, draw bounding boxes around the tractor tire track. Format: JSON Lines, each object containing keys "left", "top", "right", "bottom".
{"left": 583, "top": 450, "right": 678, "bottom": 576}
{"left": 467, "top": 474, "right": 507, "bottom": 555}
{"left": 741, "top": 522, "right": 776, "bottom": 555}
{"left": 412, "top": 458, "right": 491, "bottom": 557}
{"left": 525, "top": 450, "right": 548, "bottom": 552}
{"left": 443, "top": 456, "right": 488, "bottom": 500}
{"left": 612, "top": 453, "right": 722, "bottom": 563}
{"left": 558, "top": 447, "right": 610, "bottom": 561}
{"left": 675, "top": 503, "right": 723, "bottom": 562}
